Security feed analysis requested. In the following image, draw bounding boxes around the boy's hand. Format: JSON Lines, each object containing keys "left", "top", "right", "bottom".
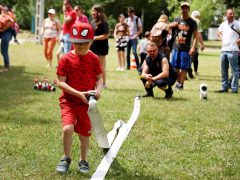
{"left": 78, "top": 92, "right": 89, "bottom": 104}
{"left": 88, "top": 90, "right": 101, "bottom": 100}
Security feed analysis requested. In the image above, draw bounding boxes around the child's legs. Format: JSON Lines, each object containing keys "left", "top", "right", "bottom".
{"left": 62, "top": 124, "right": 74, "bottom": 158}
{"left": 117, "top": 50, "right": 121, "bottom": 68}
{"left": 120, "top": 49, "right": 126, "bottom": 68}
{"left": 78, "top": 134, "right": 89, "bottom": 161}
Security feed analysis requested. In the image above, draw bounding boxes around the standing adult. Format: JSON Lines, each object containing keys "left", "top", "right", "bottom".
{"left": 169, "top": 2, "right": 197, "bottom": 90}
{"left": 150, "top": 14, "right": 170, "bottom": 60}
{"left": 125, "top": 6, "right": 142, "bottom": 70}
{"left": 188, "top": 10, "right": 205, "bottom": 78}
{"left": 74, "top": 5, "right": 89, "bottom": 24}
{"left": 41, "top": 9, "right": 61, "bottom": 67}
{"left": 114, "top": 14, "right": 129, "bottom": 71}
{"left": 62, "top": 0, "right": 77, "bottom": 54}
{"left": 90, "top": 4, "right": 109, "bottom": 89}
{"left": 216, "top": 9, "right": 240, "bottom": 93}
{"left": 0, "top": 5, "right": 13, "bottom": 72}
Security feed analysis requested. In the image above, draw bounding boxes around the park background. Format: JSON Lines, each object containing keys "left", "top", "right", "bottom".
{"left": 0, "top": 0, "right": 240, "bottom": 179}
{"left": 1, "top": 0, "right": 240, "bottom": 38}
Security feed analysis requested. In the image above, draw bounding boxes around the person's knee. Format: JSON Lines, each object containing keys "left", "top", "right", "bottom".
{"left": 63, "top": 125, "right": 74, "bottom": 135}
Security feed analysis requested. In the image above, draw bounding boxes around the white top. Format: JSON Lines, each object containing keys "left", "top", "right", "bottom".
{"left": 42, "top": 18, "right": 60, "bottom": 38}
{"left": 125, "top": 15, "right": 142, "bottom": 40}
{"left": 218, "top": 20, "right": 240, "bottom": 52}
{"left": 139, "top": 38, "right": 148, "bottom": 53}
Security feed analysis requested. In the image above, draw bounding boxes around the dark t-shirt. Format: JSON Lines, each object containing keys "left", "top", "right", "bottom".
{"left": 90, "top": 21, "right": 109, "bottom": 55}
{"left": 146, "top": 53, "right": 166, "bottom": 76}
{"left": 172, "top": 17, "right": 197, "bottom": 51}
{"left": 146, "top": 53, "right": 176, "bottom": 78}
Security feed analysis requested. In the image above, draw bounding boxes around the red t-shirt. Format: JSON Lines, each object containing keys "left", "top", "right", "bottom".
{"left": 62, "top": 10, "right": 77, "bottom": 34}
{"left": 57, "top": 51, "right": 102, "bottom": 103}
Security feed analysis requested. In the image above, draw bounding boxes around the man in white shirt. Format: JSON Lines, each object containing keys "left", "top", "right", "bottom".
{"left": 217, "top": 9, "right": 240, "bottom": 93}
{"left": 125, "top": 6, "right": 142, "bottom": 70}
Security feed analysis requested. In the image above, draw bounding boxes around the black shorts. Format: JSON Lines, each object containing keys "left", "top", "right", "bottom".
{"left": 117, "top": 46, "right": 125, "bottom": 51}
{"left": 90, "top": 41, "right": 109, "bottom": 56}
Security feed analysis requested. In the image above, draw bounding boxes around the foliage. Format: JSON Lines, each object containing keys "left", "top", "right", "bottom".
{"left": 1, "top": 0, "right": 239, "bottom": 32}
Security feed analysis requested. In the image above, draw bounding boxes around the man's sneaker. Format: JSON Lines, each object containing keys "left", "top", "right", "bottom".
{"left": 79, "top": 160, "right": 89, "bottom": 173}
{"left": 0, "top": 68, "right": 9, "bottom": 73}
{"left": 14, "top": 39, "right": 20, "bottom": 44}
{"left": 175, "top": 82, "right": 183, "bottom": 90}
{"left": 165, "top": 88, "right": 173, "bottom": 99}
{"left": 56, "top": 156, "right": 71, "bottom": 173}
{"left": 188, "top": 72, "right": 194, "bottom": 79}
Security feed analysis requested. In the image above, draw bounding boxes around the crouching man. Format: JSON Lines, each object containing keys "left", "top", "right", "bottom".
{"left": 141, "top": 41, "right": 177, "bottom": 99}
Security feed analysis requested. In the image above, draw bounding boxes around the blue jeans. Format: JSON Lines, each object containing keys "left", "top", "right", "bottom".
{"left": 126, "top": 39, "right": 139, "bottom": 69}
{"left": 220, "top": 51, "right": 239, "bottom": 92}
{"left": 62, "top": 33, "right": 71, "bottom": 54}
{"left": 0, "top": 29, "right": 12, "bottom": 68}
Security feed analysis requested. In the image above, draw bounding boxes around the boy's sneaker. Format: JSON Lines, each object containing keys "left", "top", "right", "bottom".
{"left": 56, "top": 156, "right": 71, "bottom": 173}
{"left": 79, "top": 160, "right": 89, "bottom": 173}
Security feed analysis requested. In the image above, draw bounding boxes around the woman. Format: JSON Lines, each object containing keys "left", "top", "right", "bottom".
{"left": 41, "top": 9, "right": 61, "bottom": 67}
{"left": 90, "top": 4, "right": 109, "bottom": 89}
{"left": 74, "top": 5, "right": 89, "bottom": 24}
{"left": 0, "top": 6, "right": 14, "bottom": 72}
{"left": 113, "top": 14, "right": 129, "bottom": 71}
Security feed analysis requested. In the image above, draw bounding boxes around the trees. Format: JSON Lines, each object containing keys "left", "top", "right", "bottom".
{"left": 1, "top": 0, "right": 239, "bottom": 32}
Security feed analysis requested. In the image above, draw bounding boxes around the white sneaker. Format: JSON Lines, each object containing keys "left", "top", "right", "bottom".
{"left": 116, "top": 67, "right": 121, "bottom": 71}
{"left": 0, "top": 68, "right": 9, "bottom": 72}
{"left": 102, "top": 84, "right": 107, "bottom": 89}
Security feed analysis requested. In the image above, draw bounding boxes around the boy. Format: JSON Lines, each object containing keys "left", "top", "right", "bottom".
{"left": 56, "top": 22, "right": 103, "bottom": 173}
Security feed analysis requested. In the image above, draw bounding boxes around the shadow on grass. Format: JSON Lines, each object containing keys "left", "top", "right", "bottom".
{"left": 197, "top": 74, "right": 219, "bottom": 82}
{"left": 152, "top": 96, "right": 188, "bottom": 101}
{"left": 106, "top": 87, "right": 141, "bottom": 95}
{"left": 202, "top": 53, "right": 219, "bottom": 57}
{"left": 106, "top": 159, "right": 159, "bottom": 179}
{"left": 0, "top": 66, "right": 43, "bottom": 109}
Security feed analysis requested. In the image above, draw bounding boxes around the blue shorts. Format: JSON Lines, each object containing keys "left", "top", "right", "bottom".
{"left": 170, "top": 49, "right": 191, "bottom": 70}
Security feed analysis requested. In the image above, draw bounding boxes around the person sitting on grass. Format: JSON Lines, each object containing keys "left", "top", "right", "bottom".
{"left": 140, "top": 41, "right": 177, "bottom": 99}
{"left": 56, "top": 22, "right": 103, "bottom": 174}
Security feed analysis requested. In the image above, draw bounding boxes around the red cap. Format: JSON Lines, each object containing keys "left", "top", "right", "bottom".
{"left": 69, "top": 22, "right": 94, "bottom": 43}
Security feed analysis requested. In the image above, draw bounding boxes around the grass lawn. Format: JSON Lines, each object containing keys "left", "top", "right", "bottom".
{"left": 0, "top": 36, "right": 239, "bottom": 179}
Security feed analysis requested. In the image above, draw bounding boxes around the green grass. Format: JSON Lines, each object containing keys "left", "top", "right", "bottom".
{"left": 0, "top": 37, "right": 239, "bottom": 179}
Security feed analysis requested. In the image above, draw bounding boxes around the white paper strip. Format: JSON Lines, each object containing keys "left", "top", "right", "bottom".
{"left": 91, "top": 96, "right": 141, "bottom": 180}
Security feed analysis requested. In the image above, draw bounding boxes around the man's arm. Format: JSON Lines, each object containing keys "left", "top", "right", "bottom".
{"left": 141, "top": 61, "right": 152, "bottom": 80}
{"left": 217, "top": 31, "right": 222, "bottom": 40}
{"left": 152, "top": 57, "right": 169, "bottom": 81}
{"left": 64, "top": 15, "right": 73, "bottom": 24}
{"left": 141, "top": 61, "right": 153, "bottom": 88}
{"left": 190, "top": 30, "right": 198, "bottom": 56}
{"left": 198, "top": 32, "right": 205, "bottom": 51}
{"left": 57, "top": 75, "right": 89, "bottom": 104}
